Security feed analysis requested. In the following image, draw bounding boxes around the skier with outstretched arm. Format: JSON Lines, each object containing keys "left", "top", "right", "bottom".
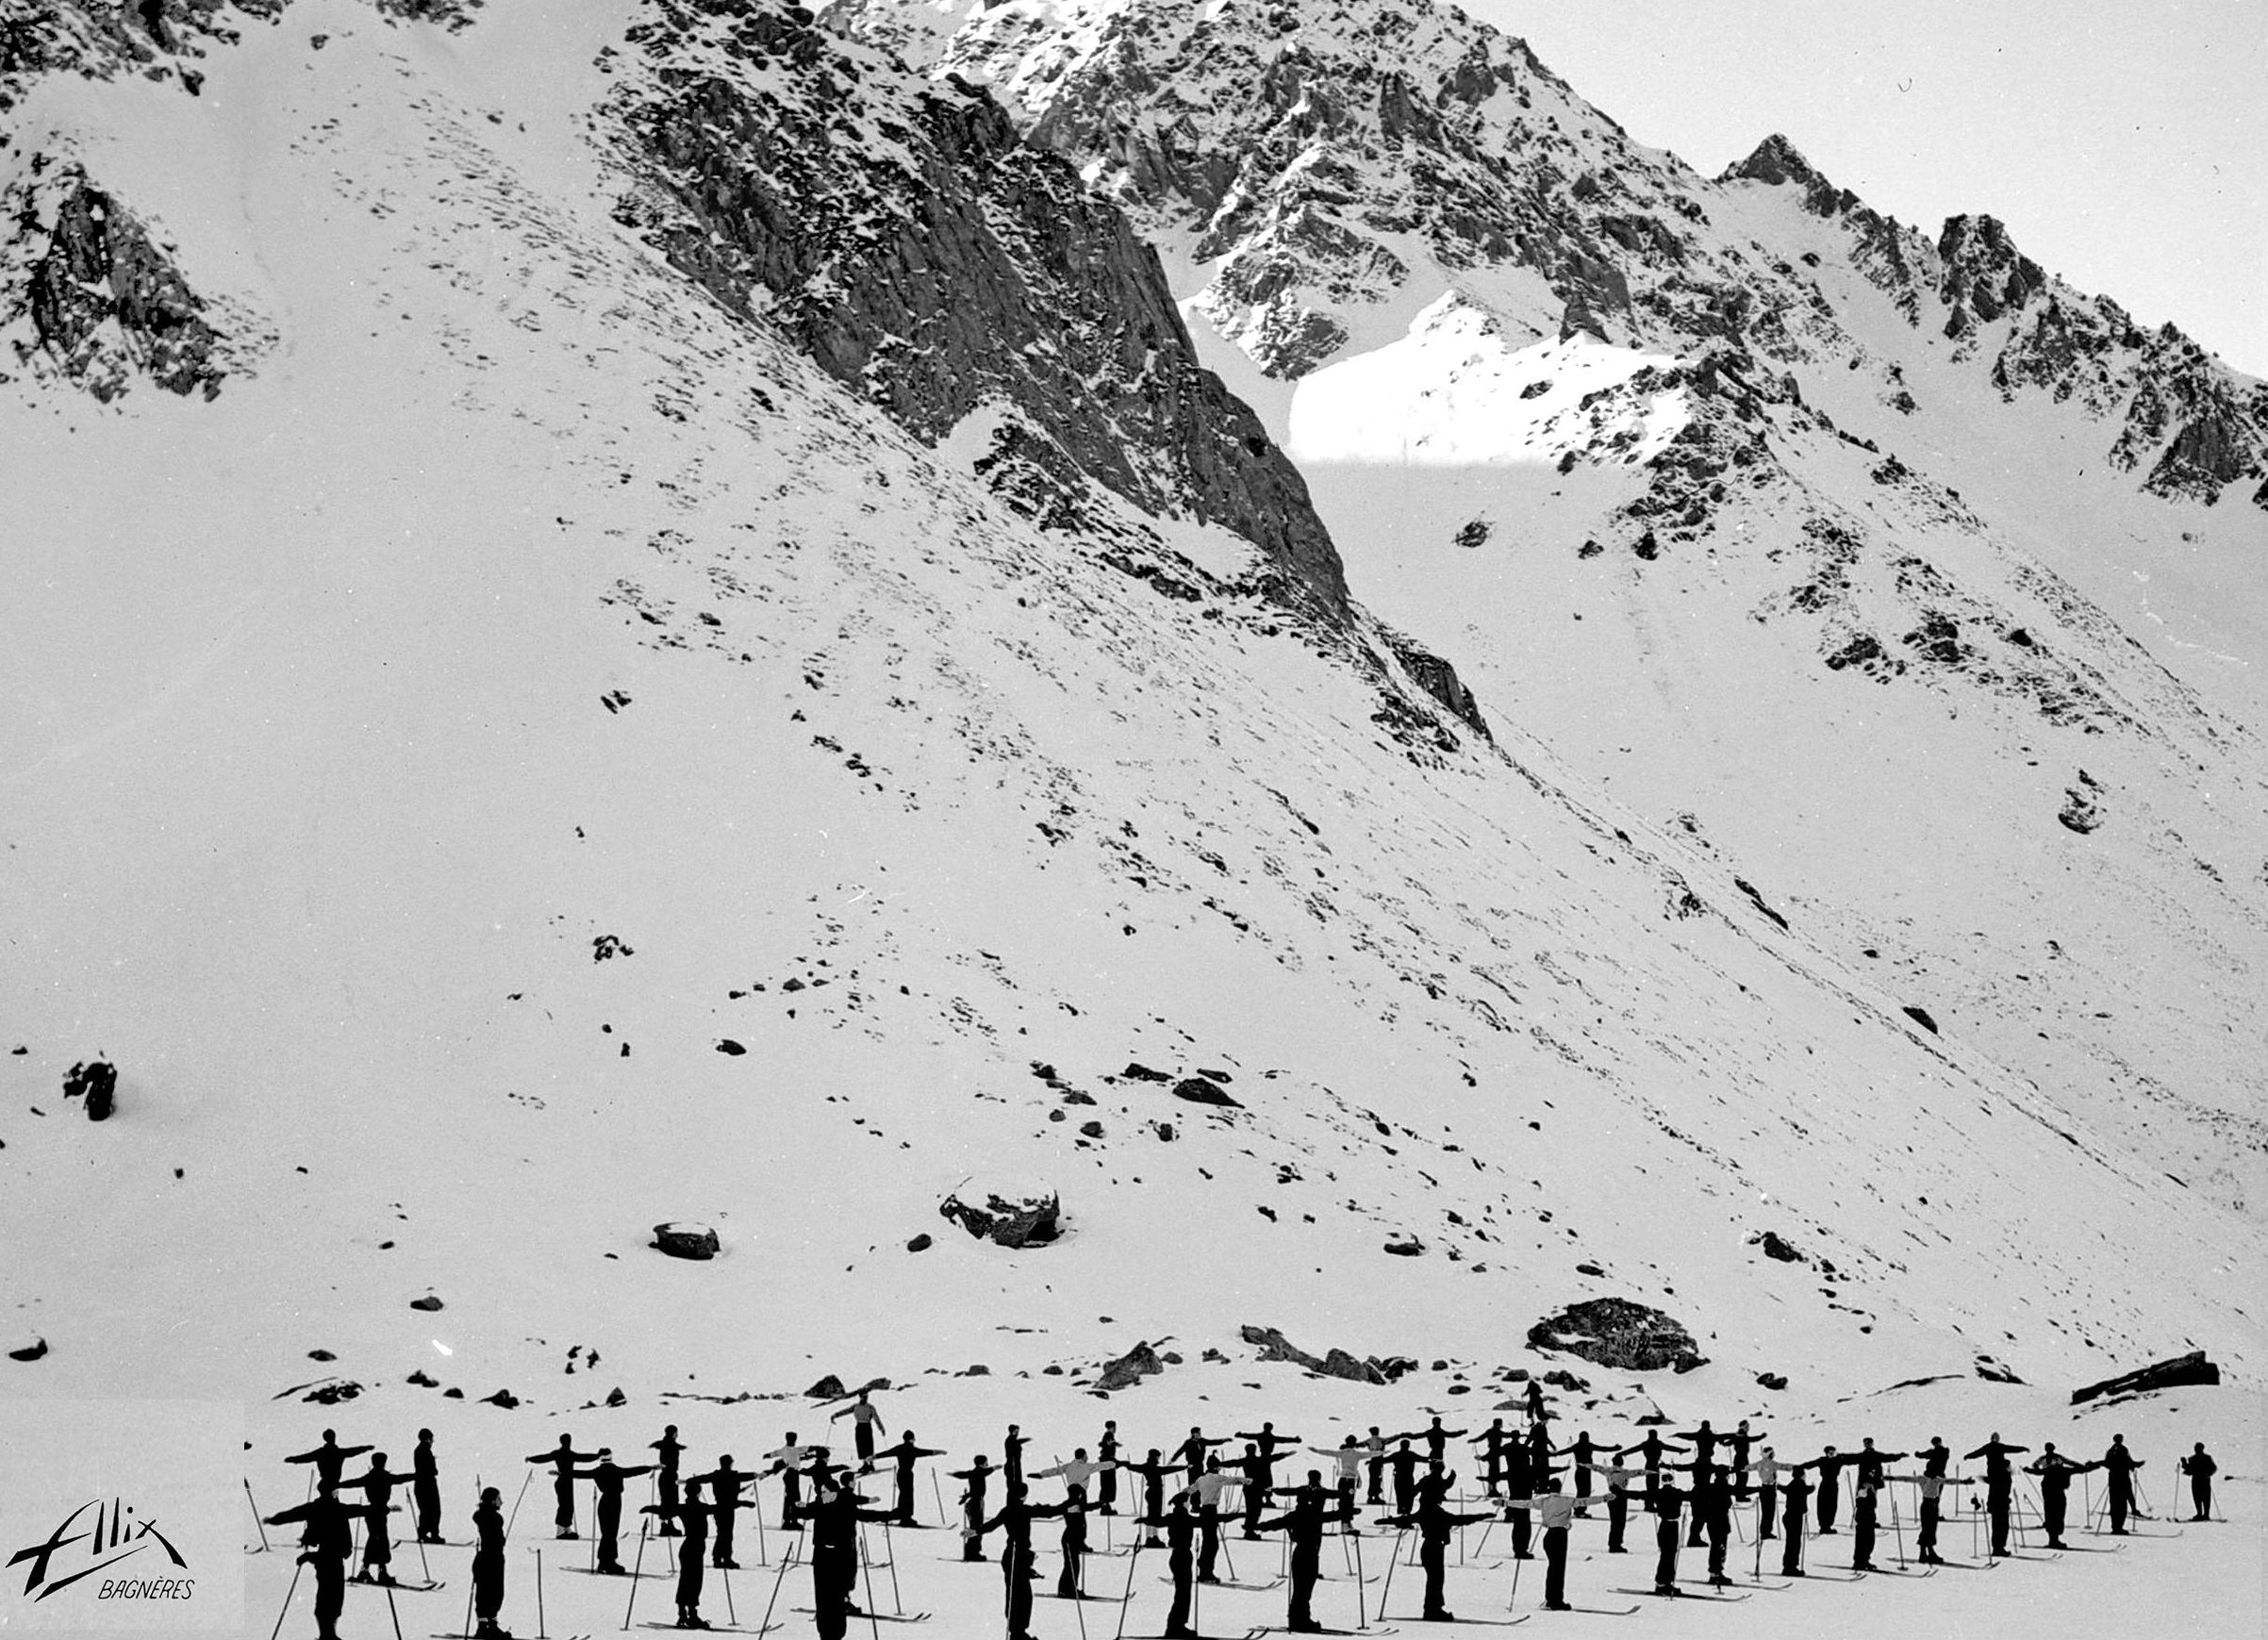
{"left": 1964, "top": 1433, "right": 2028, "bottom": 1556}
{"left": 652, "top": 1425, "right": 686, "bottom": 1537}
{"left": 2178, "top": 1443, "right": 2216, "bottom": 1521}
{"left": 526, "top": 1433, "right": 603, "bottom": 1540}
{"left": 330, "top": 1451, "right": 412, "bottom": 1584}
{"left": 264, "top": 1482, "right": 374, "bottom": 1640}
{"left": 831, "top": 1390, "right": 886, "bottom": 1472}
{"left": 573, "top": 1449, "right": 654, "bottom": 1574}
{"left": 871, "top": 1433, "right": 947, "bottom": 1526}
{"left": 951, "top": 1454, "right": 995, "bottom": 1562}
{"left": 1381, "top": 1473, "right": 1491, "bottom": 1623}
{"left": 1499, "top": 1471, "right": 1580, "bottom": 1611}
{"left": 1250, "top": 1474, "right": 1353, "bottom": 1632}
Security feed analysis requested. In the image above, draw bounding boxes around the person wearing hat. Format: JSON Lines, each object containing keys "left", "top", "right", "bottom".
{"left": 1250, "top": 1474, "right": 1353, "bottom": 1632}
{"left": 950, "top": 1454, "right": 995, "bottom": 1560}
{"left": 688, "top": 1456, "right": 753, "bottom": 1568}
{"left": 265, "top": 1480, "right": 374, "bottom": 1640}
{"left": 651, "top": 1425, "right": 686, "bottom": 1536}
{"left": 808, "top": 1467, "right": 894, "bottom": 1639}
{"left": 525, "top": 1433, "right": 604, "bottom": 1540}
{"left": 471, "top": 1485, "right": 510, "bottom": 1638}
{"left": 644, "top": 1476, "right": 711, "bottom": 1628}
{"left": 412, "top": 1430, "right": 445, "bottom": 1545}
{"left": 575, "top": 1448, "right": 655, "bottom": 1573}
{"left": 2178, "top": 1442, "right": 2217, "bottom": 1521}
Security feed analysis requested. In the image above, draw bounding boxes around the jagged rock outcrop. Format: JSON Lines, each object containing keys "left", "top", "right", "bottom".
{"left": 1239, "top": 1323, "right": 1397, "bottom": 1384}
{"left": 939, "top": 1178, "right": 1061, "bottom": 1247}
{"left": 4, "top": 157, "right": 238, "bottom": 400}
{"left": 2070, "top": 1350, "right": 2219, "bottom": 1404}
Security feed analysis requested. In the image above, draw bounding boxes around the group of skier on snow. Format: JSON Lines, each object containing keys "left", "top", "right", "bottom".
{"left": 264, "top": 1381, "right": 2222, "bottom": 1639}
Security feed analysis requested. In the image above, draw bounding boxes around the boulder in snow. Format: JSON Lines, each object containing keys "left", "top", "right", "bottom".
{"left": 2070, "top": 1350, "right": 2217, "bottom": 1405}
{"left": 1095, "top": 1340, "right": 1166, "bottom": 1392}
{"left": 653, "top": 1222, "right": 721, "bottom": 1260}
{"left": 940, "top": 1177, "right": 1061, "bottom": 1248}
{"left": 1527, "top": 1298, "right": 1705, "bottom": 1373}
{"left": 63, "top": 1059, "right": 116, "bottom": 1121}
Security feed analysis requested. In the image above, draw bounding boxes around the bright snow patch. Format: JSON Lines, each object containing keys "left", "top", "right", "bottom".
{"left": 1287, "top": 293, "right": 1688, "bottom": 467}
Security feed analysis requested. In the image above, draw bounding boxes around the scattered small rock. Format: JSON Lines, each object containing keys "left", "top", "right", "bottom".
{"left": 1120, "top": 1063, "right": 1170, "bottom": 1082}
{"left": 8, "top": 1337, "right": 48, "bottom": 1364}
{"left": 592, "top": 934, "right": 634, "bottom": 961}
{"left": 1078, "top": 1120, "right": 1104, "bottom": 1138}
{"left": 305, "top": 1380, "right": 362, "bottom": 1404}
{"left": 906, "top": 1233, "right": 934, "bottom": 1253}
{"left": 409, "top": 1294, "right": 444, "bottom": 1313}
{"left": 1095, "top": 1340, "right": 1166, "bottom": 1392}
{"left": 605, "top": 1386, "right": 627, "bottom": 1407}
{"left": 1152, "top": 1121, "right": 1176, "bottom": 1142}
{"left": 442, "top": 1387, "right": 465, "bottom": 1400}
{"left": 1383, "top": 1236, "right": 1425, "bottom": 1257}
{"left": 1750, "top": 1231, "right": 1805, "bottom": 1263}
{"left": 480, "top": 1389, "right": 521, "bottom": 1409}
{"left": 1756, "top": 1371, "right": 1789, "bottom": 1391}
{"left": 1575, "top": 1263, "right": 1605, "bottom": 1278}
{"left": 308, "top": 1349, "right": 337, "bottom": 1362}
{"left": 1902, "top": 1005, "right": 1939, "bottom": 1035}
{"left": 806, "top": 1374, "right": 847, "bottom": 1398}
{"left": 716, "top": 1039, "right": 747, "bottom": 1055}
{"left": 939, "top": 1180, "right": 1061, "bottom": 1248}
{"left": 63, "top": 1059, "right": 116, "bottom": 1121}
{"left": 407, "top": 1370, "right": 439, "bottom": 1388}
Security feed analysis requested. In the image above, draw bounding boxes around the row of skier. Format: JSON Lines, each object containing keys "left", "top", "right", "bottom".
{"left": 260, "top": 1395, "right": 2220, "bottom": 1639}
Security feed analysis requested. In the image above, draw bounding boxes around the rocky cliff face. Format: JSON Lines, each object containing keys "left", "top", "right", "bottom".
{"left": 832, "top": 0, "right": 2267, "bottom": 510}
{"left": 2, "top": 152, "right": 248, "bottom": 399}
{"left": 613, "top": 0, "right": 1355, "bottom": 623}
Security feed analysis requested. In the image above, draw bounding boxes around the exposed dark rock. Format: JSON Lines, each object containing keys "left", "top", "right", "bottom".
{"left": 715, "top": 1038, "right": 747, "bottom": 1055}
{"left": 1750, "top": 1231, "right": 1805, "bottom": 1264}
{"left": 1527, "top": 1298, "right": 1704, "bottom": 1372}
{"left": 1732, "top": 877, "right": 1790, "bottom": 932}
{"left": 1901, "top": 1005, "right": 1939, "bottom": 1035}
{"left": 1756, "top": 1371, "right": 1788, "bottom": 1391}
{"left": 1238, "top": 1323, "right": 1392, "bottom": 1385}
{"left": 905, "top": 1233, "right": 933, "bottom": 1253}
{"left": 604, "top": 1385, "right": 627, "bottom": 1407}
{"left": 805, "top": 1373, "right": 847, "bottom": 1398}
{"left": 409, "top": 1294, "right": 444, "bottom": 1312}
{"left": 407, "top": 1369, "right": 439, "bottom": 1387}
{"left": 653, "top": 1222, "right": 721, "bottom": 1260}
{"left": 479, "top": 1388, "right": 520, "bottom": 1409}
{"left": 10, "top": 160, "right": 236, "bottom": 400}
{"left": 1382, "top": 1236, "right": 1425, "bottom": 1257}
{"left": 1168, "top": 1077, "right": 1241, "bottom": 1108}
{"left": 1094, "top": 1339, "right": 1166, "bottom": 1392}
{"left": 307, "top": 1349, "right": 336, "bottom": 1362}
{"left": 939, "top": 1184, "right": 1061, "bottom": 1247}
{"left": 592, "top": 934, "right": 634, "bottom": 961}
{"left": 2070, "top": 1350, "right": 2217, "bottom": 1404}
{"left": 1382, "top": 630, "right": 1491, "bottom": 740}
{"left": 62, "top": 1058, "right": 115, "bottom": 1120}
{"left": 2059, "top": 786, "right": 2102, "bottom": 834}
{"left": 305, "top": 1379, "right": 362, "bottom": 1404}
{"left": 1121, "top": 1062, "right": 1171, "bottom": 1082}
{"left": 1974, "top": 1354, "right": 2024, "bottom": 1384}
{"left": 1151, "top": 1121, "right": 1176, "bottom": 1142}
{"left": 1542, "top": 1368, "right": 1589, "bottom": 1390}
{"left": 8, "top": 1336, "right": 47, "bottom": 1363}
{"left": 1575, "top": 1262, "right": 1605, "bottom": 1278}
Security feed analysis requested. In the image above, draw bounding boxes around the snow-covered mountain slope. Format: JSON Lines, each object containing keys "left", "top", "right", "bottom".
{"left": 830, "top": 0, "right": 2268, "bottom": 1219}
{"left": 0, "top": 25, "right": 2258, "bottom": 1637}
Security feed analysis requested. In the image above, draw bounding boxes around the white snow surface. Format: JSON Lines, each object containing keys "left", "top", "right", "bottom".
{"left": 0, "top": 6, "right": 2259, "bottom": 1639}
{"left": 1288, "top": 297, "right": 1688, "bottom": 468}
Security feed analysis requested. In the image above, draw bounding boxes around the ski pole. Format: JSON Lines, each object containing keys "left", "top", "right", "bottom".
{"left": 932, "top": 1470, "right": 949, "bottom": 1531}
{"left": 623, "top": 1522, "right": 647, "bottom": 1631}
{"left": 1508, "top": 1544, "right": 1523, "bottom": 1611}
{"left": 244, "top": 1479, "right": 273, "bottom": 1552}
{"left": 757, "top": 1527, "right": 801, "bottom": 1637}
{"left": 385, "top": 1576, "right": 406, "bottom": 1640}
{"left": 883, "top": 1521, "right": 902, "bottom": 1615}
{"left": 1353, "top": 1529, "right": 1367, "bottom": 1631}
{"left": 1112, "top": 1539, "right": 1142, "bottom": 1640}
{"left": 1377, "top": 1528, "right": 1403, "bottom": 1618}
{"left": 533, "top": 1546, "right": 545, "bottom": 1640}
{"left": 722, "top": 1560, "right": 737, "bottom": 1627}
{"left": 858, "top": 1526, "right": 882, "bottom": 1640}
{"left": 1071, "top": 1556, "right": 1090, "bottom": 1640}
{"left": 1890, "top": 1489, "right": 1905, "bottom": 1567}
{"left": 265, "top": 1556, "right": 304, "bottom": 1640}
{"left": 753, "top": 1488, "right": 768, "bottom": 1567}
{"left": 505, "top": 1466, "right": 536, "bottom": 1539}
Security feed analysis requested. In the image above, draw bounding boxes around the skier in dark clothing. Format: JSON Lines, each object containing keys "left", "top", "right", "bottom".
{"left": 2179, "top": 1443, "right": 2216, "bottom": 1520}
{"left": 830, "top": 1390, "right": 886, "bottom": 1473}
{"left": 1173, "top": 1428, "right": 1231, "bottom": 1484}
{"left": 1233, "top": 1422, "right": 1301, "bottom": 1491}
{"left": 526, "top": 1435, "right": 603, "bottom": 1540}
{"left": 471, "top": 1485, "right": 509, "bottom": 1638}
{"left": 688, "top": 1457, "right": 753, "bottom": 1568}
{"left": 574, "top": 1449, "right": 654, "bottom": 1574}
{"left": 1138, "top": 1493, "right": 1200, "bottom": 1640}
{"left": 1650, "top": 1473, "right": 1690, "bottom": 1595}
{"left": 1676, "top": 1421, "right": 1719, "bottom": 1472}
{"left": 1413, "top": 1417, "right": 1466, "bottom": 1476}
{"left": 1002, "top": 1425, "right": 1028, "bottom": 1492}
{"left": 1848, "top": 1471, "right": 1883, "bottom": 1571}
{"left": 1361, "top": 1427, "right": 1389, "bottom": 1504}
{"left": 265, "top": 1483, "right": 374, "bottom": 1640}
{"left": 1615, "top": 1431, "right": 1688, "bottom": 1502}
{"left": 643, "top": 1477, "right": 709, "bottom": 1628}
{"left": 413, "top": 1430, "right": 444, "bottom": 1545}
{"left": 332, "top": 1452, "right": 411, "bottom": 1583}
{"left": 284, "top": 1430, "right": 373, "bottom": 1493}
{"left": 1847, "top": 1438, "right": 1909, "bottom": 1494}
{"left": 1500, "top": 1474, "right": 1579, "bottom": 1611}
{"left": 1123, "top": 1449, "right": 1181, "bottom": 1548}
{"left": 1096, "top": 1421, "right": 1121, "bottom": 1516}
{"left": 1252, "top": 1474, "right": 1353, "bottom": 1632}
{"left": 952, "top": 1455, "right": 994, "bottom": 1561}
{"left": 1054, "top": 1491, "right": 1090, "bottom": 1599}
{"left": 1778, "top": 1465, "right": 1815, "bottom": 1576}
{"left": 1729, "top": 1421, "right": 1760, "bottom": 1500}
{"left": 1473, "top": 1419, "right": 1514, "bottom": 1497}
{"left": 1919, "top": 1436, "right": 1951, "bottom": 1479}
{"left": 652, "top": 1426, "right": 686, "bottom": 1537}
{"left": 2024, "top": 1447, "right": 2098, "bottom": 1549}
{"left": 1502, "top": 1433, "right": 1534, "bottom": 1559}
{"left": 870, "top": 1433, "right": 946, "bottom": 1526}
{"left": 1696, "top": 1466, "right": 1734, "bottom": 1584}
{"left": 1383, "top": 1439, "right": 1425, "bottom": 1516}
{"left": 1964, "top": 1435, "right": 2028, "bottom": 1556}
{"left": 2100, "top": 1435, "right": 2144, "bottom": 1534}
{"left": 761, "top": 1434, "right": 813, "bottom": 1532}
{"left": 971, "top": 1485, "right": 1068, "bottom": 1640}
{"left": 807, "top": 1473, "right": 893, "bottom": 1640}
{"left": 1237, "top": 1443, "right": 1270, "bottom": 1538}
{"left": 1382, "top": 1476, "right": 1490, "bottom": 1623}
{"left": 1811, "top": 1446, "right": 1846, "bottom": 1534}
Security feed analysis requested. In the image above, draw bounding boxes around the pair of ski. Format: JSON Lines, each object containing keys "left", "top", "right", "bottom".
{"left": 356, "top": 1578, "right": 445, "bottom": 1592}
{"left": 786, "top": 1608, "right": 930, "bottom": 1624}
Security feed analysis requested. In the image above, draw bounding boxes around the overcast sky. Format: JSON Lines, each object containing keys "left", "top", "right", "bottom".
{"left": 1460, "top": 0, "right": 2265, "bottom": 377}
